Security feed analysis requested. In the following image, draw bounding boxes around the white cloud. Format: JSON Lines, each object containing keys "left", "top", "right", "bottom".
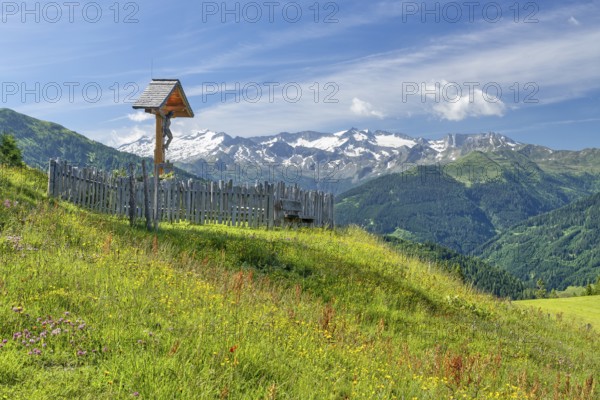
{"left": 425, "top": 80, "right": 506, "bottom": 121}
{"left": 432, "top": 94, "right": 506, "bottom": 121}
{"left": 127, "top": 112, "right": 154, "bottom": 122}
{"left": 568, "top": 16, "right": 581, "bottom": 26}
{"left": 350, "top": 98, "right": 385, "bottom": 118}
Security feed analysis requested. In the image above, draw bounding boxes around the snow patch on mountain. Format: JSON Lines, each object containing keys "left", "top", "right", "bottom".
{"left": 428, "top": 140, "right": 446, "bottom": 152}
{"left": 353, "top": 132, "right": 368, "bottom": 141}
{"left": 374, "top": 134, "right": 416, "bottom": 148}
{"left": 293, "top": 136, "right": 348, "bottom": 152}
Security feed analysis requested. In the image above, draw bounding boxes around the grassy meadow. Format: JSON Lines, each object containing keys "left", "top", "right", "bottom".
{"left": 0, "top": 165, "right": 598, "bottom": 399}
{"left": 516, "top": 296, "right": 600, "bottom": 330}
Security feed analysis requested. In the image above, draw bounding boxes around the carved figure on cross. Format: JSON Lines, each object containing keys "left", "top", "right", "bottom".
{"left": 160, "top": 110, "right": 174, "bottom": 151}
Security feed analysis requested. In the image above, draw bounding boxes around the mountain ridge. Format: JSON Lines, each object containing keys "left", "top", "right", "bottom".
{"left": 118, "top": 127, "right": 525, "bottom": 192}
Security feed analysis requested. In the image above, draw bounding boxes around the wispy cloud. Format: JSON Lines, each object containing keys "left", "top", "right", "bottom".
{"left": 127, "top": 112, "right": 154, "bottom": 122}
{"left": 171, "top": 2, "right": 600, "bottom": 137}
{"left": 351, "top": 98, "right": 385, "bottom": 118}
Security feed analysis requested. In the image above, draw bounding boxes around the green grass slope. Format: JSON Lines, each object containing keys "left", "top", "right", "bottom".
{"left": 478, "top": 193, "right": 600, "bottom": 290}
{"left": 516, "top": 296, "right": 600, "bottom": 330}
{"left": 0, "top": 165, "right": 598, "bottom": 399}
{"left": 384, "top": 236, "right": 526, "bottom": 300}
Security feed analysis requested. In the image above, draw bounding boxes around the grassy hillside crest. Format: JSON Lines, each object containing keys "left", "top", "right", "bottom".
{"left": 0, "top": 165, "right": 598, "bottom": 399}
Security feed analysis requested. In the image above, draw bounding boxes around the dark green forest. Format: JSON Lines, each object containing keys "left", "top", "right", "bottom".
{"left": 336, "top": 151, "right": 600, "bottom": 254}
{"left": 478, "top": 192, "right": 600, "bottom": 290}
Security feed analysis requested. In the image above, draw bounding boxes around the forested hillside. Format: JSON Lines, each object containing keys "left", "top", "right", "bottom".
{"left": 478, "top": 192, "right": 600, "bottom": 290}
{"left": 0, "top": 108, "right": 146, "bottom": 171}
{"left": 336, "top": 151, "right": 600, "bottom": 253}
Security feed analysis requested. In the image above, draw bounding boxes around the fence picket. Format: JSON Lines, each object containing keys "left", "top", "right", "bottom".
{"left": 47, "top": 160, "right": 334, "bottom": 229}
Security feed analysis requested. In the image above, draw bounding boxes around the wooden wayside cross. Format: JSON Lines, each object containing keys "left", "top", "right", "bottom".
{"left": 132, "top": 79, "right": 194, "bottom": 175}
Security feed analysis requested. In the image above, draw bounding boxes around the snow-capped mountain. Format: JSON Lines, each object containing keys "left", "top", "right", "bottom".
{"left": 118, "top": 129, "right": 522, "bottom": 193}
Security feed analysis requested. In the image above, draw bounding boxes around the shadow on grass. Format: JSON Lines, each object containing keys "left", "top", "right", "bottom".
{"left": 104, "top": 220, "right": 448, "bottom": 321}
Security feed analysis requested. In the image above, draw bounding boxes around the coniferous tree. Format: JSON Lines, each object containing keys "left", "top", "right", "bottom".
{"left": 0, "top": 133, "right": 24, "bottom": 167}
{"left": 535, "top": 279, "right": 547, "bottom": 299}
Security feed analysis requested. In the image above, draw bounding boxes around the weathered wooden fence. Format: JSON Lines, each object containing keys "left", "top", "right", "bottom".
{"left": 47, "top": 160, "right": 334, "bottom": 229}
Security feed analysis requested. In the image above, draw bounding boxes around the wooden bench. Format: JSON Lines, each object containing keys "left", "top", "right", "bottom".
{"left": 277, "top": 199, "right": 314, "bottom": 226}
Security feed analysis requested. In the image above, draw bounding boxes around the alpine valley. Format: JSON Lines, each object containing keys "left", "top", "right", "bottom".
{"left": 119, "top": 124, "right": 600, "bottom": 291}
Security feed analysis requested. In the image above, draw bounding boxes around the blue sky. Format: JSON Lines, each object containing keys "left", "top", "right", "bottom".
{"left": 1, "top": 0, "right": 599, "bottom": 150}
